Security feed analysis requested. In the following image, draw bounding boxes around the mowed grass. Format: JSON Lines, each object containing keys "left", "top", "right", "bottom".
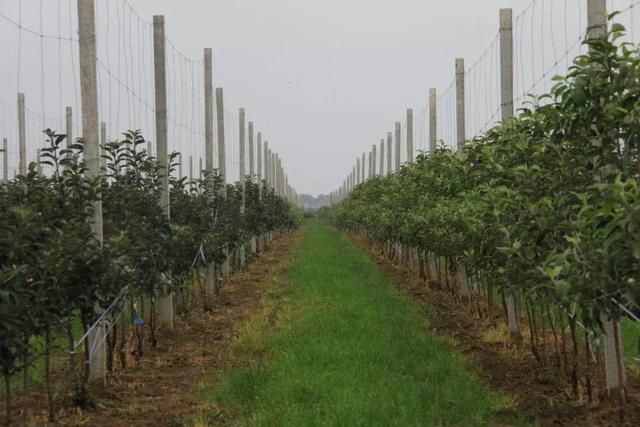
{"left": 203, "top": 220, "right": 509, "bottom": 426}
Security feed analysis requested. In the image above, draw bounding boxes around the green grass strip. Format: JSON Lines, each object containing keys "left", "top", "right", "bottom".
{"left": 204, "top": 219, "right": 510, "bottom": 426}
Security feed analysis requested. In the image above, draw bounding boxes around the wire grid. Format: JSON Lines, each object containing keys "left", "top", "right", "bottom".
{"left": 340, "top": 0, "right": 640, "bottom": 195}
{"left": 0, "top": 0, "right": 276, "bottom": 186}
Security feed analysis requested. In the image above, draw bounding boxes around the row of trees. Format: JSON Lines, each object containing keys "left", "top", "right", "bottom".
{"left": 329, "top": 22, "right": 638, "bottom": 400}
{"left": 0, "top": 130, "right": 301, "bottom": 423}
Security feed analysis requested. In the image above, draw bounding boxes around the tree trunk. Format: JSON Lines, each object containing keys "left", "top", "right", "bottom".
{"left": 540, "top": 304, "right": 548, "bottom": 361}
{"left": 546, "top": 303, "right": 561, "bottom": 370}
{"left": 525, "top": 298, "right": 540, "bottom": 361}
{"left": 107, "top": 323, "right": 117, "bottom": 373}
{"left": 149, "top": 296, "right": 157, "bottom": 349}
{"left": 66, "top": 322, "right": 80, "bottom": 398}
{"left": 21, "top": 344, "right": 28, "bottom": 427}
{"left": 134, "top": 300, "right": 144, "bottom": 359}
{"left": 44, "top": 329, "right": 54, "bottom": 421}
{"left": 568, "top": 315, "right": 579, "bottom": 397}
{"left": 119, "top": 312, "right": 127, "bottom": 369}
{"left": 4, "top": 372, "right": 12, "bottom": 427}
{"left": 559, "top": 310, "right": 569, "bottom": 377}
{"left": 583, "top": 329, "right": 593, "bottom": 403}
{"left": 81, "top": 319, "right": 91, "bottom": 402}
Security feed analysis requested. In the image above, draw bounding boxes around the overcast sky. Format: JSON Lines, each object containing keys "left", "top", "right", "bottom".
{"left": 126, "top": 0, "right": 535, "bottom": 195}
{"left": 2, "top": 0, "right": 626, "bottom": 195}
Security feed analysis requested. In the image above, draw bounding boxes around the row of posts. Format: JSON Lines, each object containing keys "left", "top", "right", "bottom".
{"left": 0, "top": 0, "right": 299, "bottom": 383}
{"left": 3, "top": 103, "right": 297, "bottom": 204}
{"left": 329, "top": 0, "right": 625, "bottom": 397}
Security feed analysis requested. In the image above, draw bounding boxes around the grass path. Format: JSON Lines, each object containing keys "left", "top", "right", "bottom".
{"left": 204, "top": 220, "right": 509, "bottom": 426}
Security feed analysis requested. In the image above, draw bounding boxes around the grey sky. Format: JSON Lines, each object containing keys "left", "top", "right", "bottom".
{"left": 1, "top": 0, "right": 626, "bottom": 195}
{"left": 133, "top": 0, "right": 531, "bottom": 195}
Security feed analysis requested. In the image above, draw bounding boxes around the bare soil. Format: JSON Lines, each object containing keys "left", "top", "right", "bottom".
{"left": 48, "top": 232, "right": 300, "bottom": 426}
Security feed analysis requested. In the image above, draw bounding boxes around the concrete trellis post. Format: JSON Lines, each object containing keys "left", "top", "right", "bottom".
{"left": 274, "top": 155, "right": 278, "bottom": 194}
{"left": 215, "top": 88, "right": 227, "bottom": 194}
{"left": 278, "top": 157, "right": 283, "bottom": 196}
{"left": 268, "top": 150, "right": 272, "bottom": 189}
{"left": 270, "top": 150, "right": 274, "bottom": 190}
{"left": 281, "top": 162, "right": 285, "bottom": 196}
{"left": 260, "top": 141, "right": 268, "bottom": 248}
{"left": 275, "top": 155, "right": 279, "bottom": 195}
{"left": 273, "top": 153, "right": 278, "bottom": 194}
{"left": 587, "top": 0, "right": 607, "bottom": 40}
{"left": 278, "top": 155, "right": 282, "bottom": 194}
{"left": 394, "top": 122, "right": 401, "bottom": 171}
{"left": 77, "top": 0, "right": 105, "bottom": 382}
{"left": 65, "top": 106, "right": 73, "bottom": 146}
{"left": 215, "top": 88, "right": 230, "bottom": 280}
{"left": 204, "top": 48, "right": 214, "bottom": 176}
{"left": 406, "top": 109, "right": 413, "bottom": 164}
{"left": 257, "top": 132, "right": 262, "bottom": 184}
{"left": 273, "top": 153, "right": 282, "bottom": 196}
{"left": 256, "top": 132, "right": 267, "bottom": 252}
{"left": 285, "top": 175, "right": 289, "bottom": 199}
{"left": 455, "top": 58, "right": 466, "bottom": 154}
{"left": 386, "top": 132, "right": 392, "bottom": 175}
{"left": 153, "top": 15, "right": 174, "bottom": 331}
{"left": 379, "top": 139, "right": 384, "bottom": 176}
{"left": 153, "top": 16, "right": 169, "bottom": 217}
{"left": 429, "top": 89, "right": 437, "bottom": 152}
{"left": 248, "top": 121, "right": 254, "bottom": 180}
{"left": 100, "top": 121, "right": 107, "bottom": 171}
{"left": 352, "top": 166, "right": 356, "bottom": 189}
{"left": 18, "top": 93, "right": 26, "bottom": 175}
{"left": 587, "top": 0, "right": 626, "bottom": 397}
{"left": 248, "top": 122, "right": 257, "bottom": 253}
{"left": 65, "top": 107, "right": 73, "bottom": 168}
{"left": 500, "top": 9, "right": 514, "bottom": 124}
{"left": 36, "top": 149, "right": 42, "bottom": 175}
{"left": 239, "top": 108, "right": 246, "bottom": 182}
{"left": 258, "top": 135, "right": 265, "bottom": 249}
{"left": 371, "top": 151, "right": 375, "bottom": 178}
{"left": 202, "top": 50, "right": 215, "bottom": 285}
{"left": 277, "top": 157, "right": 281, "bottom": 195}
{"left": 264, "top": 143, "right": 270, "bottom": 187}
{"left": 372, "top": 144, "right": 377, "bottom": 177}
{"left": 453, "top": 62, "right": 471, "bottom": 297}
{"left": 497, "top": 8, "right": 519, "bottom": 335}
{"left": 239, "top": 108, "right": 246, "bottom": 264}
{"left": 602, "top": 314, "right": 627, "bottom": 397}
{"left": 2, "top": 138, "right": 7, "bottom": 182}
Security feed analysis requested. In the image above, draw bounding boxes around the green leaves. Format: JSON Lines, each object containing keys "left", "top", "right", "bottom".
{"left": 330, "top": 20, "right": 640, "bottom": 332}
{"left": 0, "top": 128, "right": 299, "bottom": 382}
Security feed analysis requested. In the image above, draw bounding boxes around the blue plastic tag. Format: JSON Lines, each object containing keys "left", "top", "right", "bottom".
{"left": 133, "top": 317, "right": 144, "bottom": 325}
